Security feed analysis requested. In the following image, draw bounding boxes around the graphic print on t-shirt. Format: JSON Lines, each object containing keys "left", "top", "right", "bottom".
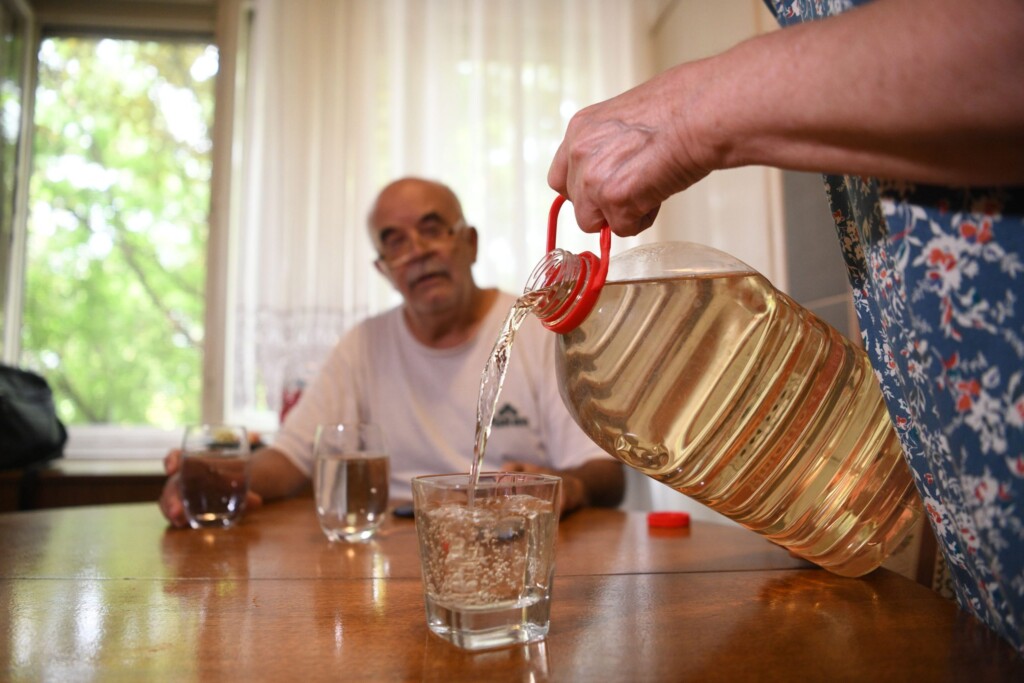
{"left": 492, "top": 403, "right": 529, "bottom": 428}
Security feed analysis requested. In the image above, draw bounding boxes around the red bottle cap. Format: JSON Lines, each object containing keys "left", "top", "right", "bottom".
{"left": 647, "top": 511, "right": 690, "bottom": 529}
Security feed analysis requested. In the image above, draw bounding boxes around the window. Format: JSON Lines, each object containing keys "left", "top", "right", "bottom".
{"left": 25, "top": 36, "right": 216, "bottom": 428}
{"left": 1, "top": 0, "right": 238, "bottom": 457}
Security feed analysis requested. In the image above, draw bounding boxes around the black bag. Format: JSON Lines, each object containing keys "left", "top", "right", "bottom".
{"left": 0, "top": 364, "right": 67, "bottom": 471}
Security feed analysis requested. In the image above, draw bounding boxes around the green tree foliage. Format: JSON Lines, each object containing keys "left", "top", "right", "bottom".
{"left": 23, "top": 37, "right": 216, "bottom": 426}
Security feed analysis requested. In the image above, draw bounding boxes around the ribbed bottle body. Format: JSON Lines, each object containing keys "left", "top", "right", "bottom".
{"left": 556, "top": 272, "right": 921, "bottom": 576}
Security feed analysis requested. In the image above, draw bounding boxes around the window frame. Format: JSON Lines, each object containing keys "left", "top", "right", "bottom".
{"left": 1, "top": 0, "right": 35, "bottom": 364}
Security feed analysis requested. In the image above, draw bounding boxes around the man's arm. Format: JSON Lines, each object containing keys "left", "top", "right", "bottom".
{"left": 558, "top": 458, "right": 625, "bottom": 510}
{"left": 248, "top": 447, "right": 311, "bottom": 501}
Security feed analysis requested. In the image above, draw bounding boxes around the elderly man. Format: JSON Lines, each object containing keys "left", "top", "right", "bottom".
{"left": 160, "top": 177, "right": 624, "bottom": 525}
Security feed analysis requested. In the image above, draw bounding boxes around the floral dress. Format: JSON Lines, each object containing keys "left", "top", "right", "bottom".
{"left": 764, "top": 0, "right": 1024, "bottom": 654}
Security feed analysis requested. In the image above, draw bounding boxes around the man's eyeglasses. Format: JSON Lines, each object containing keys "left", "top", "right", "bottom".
{"left": 376, "top": 218, "right": 465, "bottom": 265}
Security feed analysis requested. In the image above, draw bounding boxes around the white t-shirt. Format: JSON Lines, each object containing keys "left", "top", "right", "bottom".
{"left": 273, "top": 291, "right": 610, "bottom": 499}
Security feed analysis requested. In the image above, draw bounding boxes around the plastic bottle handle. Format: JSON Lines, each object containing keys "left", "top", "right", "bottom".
{"left": 540, "top": 195, "right": 612, "bottom": 334}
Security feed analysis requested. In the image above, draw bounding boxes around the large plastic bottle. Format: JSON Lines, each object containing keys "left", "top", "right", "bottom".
{"left": 527, "top": 201, "right": 922, "bottom": 577}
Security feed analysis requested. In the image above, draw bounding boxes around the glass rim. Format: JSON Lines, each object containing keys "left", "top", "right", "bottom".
{"left": 314, "top": 422, "right": 383, "bottom": 441}
{"left": 180, "top": 448, "right": 251, "bottom": 457}
{"left": 181, "top": 423, "right": 250, "bottom": 453}
{"left": 315, "top": 421, "right": 381, "bottom": 432}
{"left": 315, "top": 451, "right": 389, "bottom": 460}
{"left": 411, "top": 471, "right": 561, "bottom": 491}
{"left": 184, "top": 423, "right": 248, "bottom": 431}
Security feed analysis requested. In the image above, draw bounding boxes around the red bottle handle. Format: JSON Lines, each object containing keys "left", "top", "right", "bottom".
{"left": 540, "top": 195, "right": 611, "bottom": 334}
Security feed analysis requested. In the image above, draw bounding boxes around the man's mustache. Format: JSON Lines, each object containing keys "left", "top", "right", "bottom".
{"left": 403, "top": 258, "right": 449, "bottom": 286}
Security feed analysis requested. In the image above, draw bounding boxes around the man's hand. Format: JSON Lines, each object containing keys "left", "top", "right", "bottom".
{"left": 500, "top": 461, "right": 587, "bottom": 516}
{"left": 158, "top": 448, "right": 263, "bottom": 528}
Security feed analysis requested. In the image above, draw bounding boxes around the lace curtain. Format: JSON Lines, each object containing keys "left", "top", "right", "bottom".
{"left": 230, "top": 0, "right": 653, "bottom": 426}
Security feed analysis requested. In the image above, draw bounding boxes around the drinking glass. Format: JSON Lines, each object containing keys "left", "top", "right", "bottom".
{"left": 314, "top": 423, "right": 390, "bottom": 542}
{"left": 412, "top": 472, "right": 562, "bottom": 651}
{"left": 179, "top": 424, "right": 251, "bottom": 529}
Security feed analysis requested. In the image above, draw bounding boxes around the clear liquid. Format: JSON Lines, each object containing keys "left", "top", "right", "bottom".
{"left": 416, "top": 495, "right": 557, "bottom": 650}
{"left": 180, "top": 452, "right": 249, "bottom": 529}
{"left": 315, "top": 454, "right": 390, "bottom": 542}
{"left": 556, "top": 273, "right": 922, "bottom": 577}
{"left": 471, "top": 291, "right": 544, "bottom": 489}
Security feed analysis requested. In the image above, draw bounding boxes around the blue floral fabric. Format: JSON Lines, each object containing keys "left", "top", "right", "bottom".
{"left": 764, "top": 0, "right": 1024, "bottom": 654}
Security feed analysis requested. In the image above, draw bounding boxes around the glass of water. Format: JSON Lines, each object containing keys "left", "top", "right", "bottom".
{"left": 412, "top": 472, "right": 562, "bottom": 651}
{"left": 314, "top": 423, "right": 390, "bottom": 542}
{"left": 179, "top": 424, "right": 251, "bottom": 529}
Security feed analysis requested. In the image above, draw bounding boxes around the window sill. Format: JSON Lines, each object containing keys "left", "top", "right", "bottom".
{"left": 63, "top": 426, "right": 183, "bottom": 460}
{"left": 62, "top": 425, "right": 278, "bottom": 459}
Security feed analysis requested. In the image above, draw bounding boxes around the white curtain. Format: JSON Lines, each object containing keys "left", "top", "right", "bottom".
{"left": 230, "top": 0, "right": 653, "bottom": 426}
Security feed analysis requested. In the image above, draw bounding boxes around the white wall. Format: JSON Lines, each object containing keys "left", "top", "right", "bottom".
{"left": 647, "top": 0, "right": 787, "bottom": 286}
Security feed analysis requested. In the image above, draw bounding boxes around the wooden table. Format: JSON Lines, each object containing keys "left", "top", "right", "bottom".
{"left": 1, "top": 498, "right": 1021, "bottom": 681}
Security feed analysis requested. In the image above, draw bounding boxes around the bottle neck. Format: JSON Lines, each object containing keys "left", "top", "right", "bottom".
{"left": 523, "top": 248, "right": 594, "bottom": 331}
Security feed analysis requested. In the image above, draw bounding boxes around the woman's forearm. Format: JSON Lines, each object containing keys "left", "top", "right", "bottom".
{"left": 702, "top": 0, "right": 1024, "bottom": 185}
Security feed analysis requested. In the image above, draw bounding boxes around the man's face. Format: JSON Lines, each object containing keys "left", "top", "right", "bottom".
{"left": 369, "top": 181, "right": 477, "bottom": 316}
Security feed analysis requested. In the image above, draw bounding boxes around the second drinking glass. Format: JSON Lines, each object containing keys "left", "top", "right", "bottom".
{"left": 179, "top": 423, "right": 251, "bottom": 529}
{"left": 314, "top": 423, "right": 390, "bottom": 542}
